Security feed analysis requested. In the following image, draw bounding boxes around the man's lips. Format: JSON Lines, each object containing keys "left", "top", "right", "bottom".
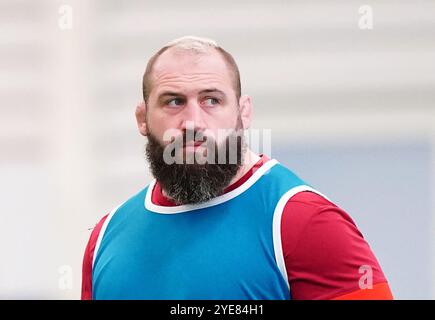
{"left": 182, "top": 142, "right": 207, "bottom": 153}
{"left": 184, "top": 141, "right": 205, "bottom": 147}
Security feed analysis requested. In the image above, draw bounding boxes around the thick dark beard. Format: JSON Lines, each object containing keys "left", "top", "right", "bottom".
{"left": 145, "top": 127, "right": 245, "bottom": 205}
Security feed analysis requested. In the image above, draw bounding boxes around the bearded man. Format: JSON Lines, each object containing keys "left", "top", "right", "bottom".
{"left": 81, "top": 36, "right": 393, "bottom": 300}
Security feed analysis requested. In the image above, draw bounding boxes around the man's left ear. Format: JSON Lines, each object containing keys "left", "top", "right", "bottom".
{"left": 238, "top": 94, "right": 253, "bottom": 129}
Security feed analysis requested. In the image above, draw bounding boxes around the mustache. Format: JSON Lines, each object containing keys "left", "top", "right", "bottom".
{"left": 166, "top": 129, "right": 213, "bottom": 146}
{"left": 165, "top": 127, "right": 244, "bottom": 145}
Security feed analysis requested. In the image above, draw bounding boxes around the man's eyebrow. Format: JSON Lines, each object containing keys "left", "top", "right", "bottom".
{"left": 157, "top": 91, "right": 183, "bottom": 99}
{"left": 157, "top": 89, "right": 226, "bottom": 100}
{"left": 198, "top": 88, "right": 226, "bottom": 96}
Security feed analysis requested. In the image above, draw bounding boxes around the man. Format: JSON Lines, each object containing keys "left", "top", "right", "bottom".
{"left": 81, "top": 36, "right": 393, "bottom": 300}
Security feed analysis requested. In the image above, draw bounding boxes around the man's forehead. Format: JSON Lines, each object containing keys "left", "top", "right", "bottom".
{"left": 151, "top": 48, "right": 232, "bottom": 85}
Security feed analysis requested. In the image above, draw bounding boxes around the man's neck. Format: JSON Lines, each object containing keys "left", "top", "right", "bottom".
{"left": 228, "top": 149, "right": 261, "bottom": 187}
{"left": 160, "top": 149, "right": 261, "bottom": 201}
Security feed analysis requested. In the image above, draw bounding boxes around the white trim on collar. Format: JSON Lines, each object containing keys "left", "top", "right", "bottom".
{"left": 144, "top": 159, "right": 279, "bottom": 214}
{"left": 92, "top": 202, "right": 123, "bottom": 268}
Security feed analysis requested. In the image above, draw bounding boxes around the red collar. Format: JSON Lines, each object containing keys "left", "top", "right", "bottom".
{"left": 151, "top": 154, "right": 270, "bottom": 206}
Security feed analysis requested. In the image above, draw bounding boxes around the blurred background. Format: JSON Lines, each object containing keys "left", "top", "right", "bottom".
{"left": 0, "top": 0, "right": 434, "bottom": 299}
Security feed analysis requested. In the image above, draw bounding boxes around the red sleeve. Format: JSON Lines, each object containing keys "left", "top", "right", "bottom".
{"left": 281, "top": 191, "right": 393, "bottom": 300}
{"left": 81, "top": 214, "right": 109, "bottom": 300}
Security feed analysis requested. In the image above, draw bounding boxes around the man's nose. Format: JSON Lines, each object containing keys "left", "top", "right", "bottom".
{"left": 180, "top": 100, "right": 206, "bottom": 132}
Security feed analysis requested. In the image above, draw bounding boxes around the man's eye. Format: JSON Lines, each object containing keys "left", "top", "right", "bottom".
{"left": 203, "top": 98, "right": 219, "bottom": 106}
{"left": 167, "top": 98, "right": 184, "bottom": 107}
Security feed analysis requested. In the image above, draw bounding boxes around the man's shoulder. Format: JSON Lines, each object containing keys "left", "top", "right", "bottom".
{"left": 279, "top": 191, "right": 336, "bottom": 233}
{"left": 84, "top": 183, "right": 152, "bottom": 254}
{"left": 113, "top": 183, "right": 152, "bottom": 213}
{"left": 92, "top": 183, "right": 151, "bottom": 228}
{"left": 280, "top": 189, "right": 363, "bottom": 258}
{"left": 288, "top": 190, "right": 337, "bottom": 207}
{"left": 269, "top": 160, "right": 306, "bottom": 181}
{"left": 282, "top": 190, "right": 349, "bottom": 228}
{"left": 258, "top": 160, "right": 309, "bottom": 192}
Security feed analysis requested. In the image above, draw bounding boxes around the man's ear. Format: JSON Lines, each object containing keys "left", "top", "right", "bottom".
{"left": 135, "top": 101, "right": 148, "bottom": 136}
{"left": 238, "top": 94, "right": 253, "bottom": 129}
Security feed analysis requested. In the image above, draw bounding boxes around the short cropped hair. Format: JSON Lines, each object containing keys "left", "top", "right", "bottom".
{"left": 142, "top": 36, "right": 241, "bottom": 103}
